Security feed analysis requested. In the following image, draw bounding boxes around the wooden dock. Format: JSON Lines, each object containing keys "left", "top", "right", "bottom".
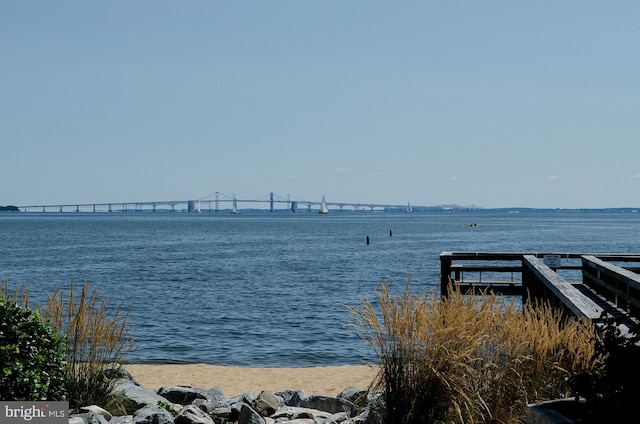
{"left": 440, "top": 251, "right": 640, "bottom": 332}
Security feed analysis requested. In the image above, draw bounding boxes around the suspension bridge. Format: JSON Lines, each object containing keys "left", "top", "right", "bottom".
{"left": 16, "top": 192, "right": 418, "bottom": 214}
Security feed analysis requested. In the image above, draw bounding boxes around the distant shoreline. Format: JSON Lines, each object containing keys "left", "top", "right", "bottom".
{"left": 6, "top": 206, "right": 640, "bottom": 214}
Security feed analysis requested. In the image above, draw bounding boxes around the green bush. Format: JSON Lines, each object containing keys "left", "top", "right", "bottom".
{"left": 0, "top": 296, "right": 67, "bottom": 401}
{"left": 1, "top": 280, "right": 134, "bottom": 413}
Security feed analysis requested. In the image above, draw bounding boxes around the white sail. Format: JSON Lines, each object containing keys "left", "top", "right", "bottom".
{"left": 232, "top": 195, "right": 240, "bottom": 214}
{"left": 319, "top": 195, "right": 329, "bottom": 214}
{"left": 405, "top": 201, "right": 413, "bottom": 213}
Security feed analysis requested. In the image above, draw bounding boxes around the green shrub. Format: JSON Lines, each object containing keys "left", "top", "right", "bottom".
{"left": 0, "top": 296, "right": 67, "bottom": 401}
{"left": 1, "top": 280, "right": 135, "bottom": 412}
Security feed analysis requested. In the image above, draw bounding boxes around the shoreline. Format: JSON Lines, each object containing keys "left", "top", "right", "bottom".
{"left": 124, "top": 364, "right": 379, "bottom": 398}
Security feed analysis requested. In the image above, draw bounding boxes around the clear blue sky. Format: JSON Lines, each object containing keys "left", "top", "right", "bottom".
{"left": 2, "top": 1, "right": 638, "bottom": 209}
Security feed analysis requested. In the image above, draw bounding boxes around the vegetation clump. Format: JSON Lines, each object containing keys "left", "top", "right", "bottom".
{"left": 569, "top": 313, "right": 640, "bottom": 423}
{"left": 42, "top": 281, "right": 135, "bottom": 413}
{"left": 348, "top": 281, "right": 601, "bottom": 424}
{"left": 0, "top": 285, "right": 67, "bottom": 401}
{"left": 1, "top": 280, "right": 134, "bottom": 413}
{"left": 0, "top": 205, "right": 20, "bottom": 212}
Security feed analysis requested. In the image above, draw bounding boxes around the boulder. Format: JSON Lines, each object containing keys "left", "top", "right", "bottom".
{"left": 252, "top": 390, "right": 283, "bottom": 417}
{"left": 205, "top": 387, "right": 226, "bottom": 402}
{"left": 300, "top": 394, "right": 359, "bottom": 416}
{"left": 337, "top": 387, "right": 367, "bottom": 406}
{"left": 114, "top": 379, "right": 176, "bottom": 414}
{"left": 322, "top": 411, "right": 350, "bottom": 424}
{"left": 192, "top": 398, "right": 232, "bottom": 419}
{"left": 79, "top": 405, "right": 113, "bottom": 421}
{"left": 238, "top": 403, "right": 265, "bottom": 424}
{"left": 174, "top": 404, "right": 214, "bottom": 424}
{"left": 109, "top": 417, "right": 135, "bottom": 424}
{"left": 276, "top": 389, "right": 309, "bottom": 407}
{"left": 68, "top": 413, "right": 110, "bottom": 424}
{"left": 271, "top": 406, "right": 331, "bottom": 422}
{"left": 132, "top": 405, "right": 175, "bottom": 424}
{"left": 106, "top": 364, "right": 139, "bottom": 385}
{"left": 157, "top": 385, "right": 208, "bottom": 405}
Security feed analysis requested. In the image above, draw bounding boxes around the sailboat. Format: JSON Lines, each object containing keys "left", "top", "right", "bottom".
{"left": 231, "top": 195, "right": 240, "bottom": 214}
{"left": 319, "top": 195, "right": 329, "bottom": 214}
{"left": 405, "top": 201, "right": 413, "bottom": 213}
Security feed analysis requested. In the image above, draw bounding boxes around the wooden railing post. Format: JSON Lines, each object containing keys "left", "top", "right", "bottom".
{"left": 440, "top": 252, "right": 452, "bottom": 298}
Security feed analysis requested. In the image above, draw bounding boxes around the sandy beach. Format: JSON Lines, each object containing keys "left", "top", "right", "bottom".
{"left": 124, "top": 364, "right": 379, "bottom": 398}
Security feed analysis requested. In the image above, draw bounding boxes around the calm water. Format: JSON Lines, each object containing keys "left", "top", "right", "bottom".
{"left": 1, "top": 210, "right": 639, "bottom": 366}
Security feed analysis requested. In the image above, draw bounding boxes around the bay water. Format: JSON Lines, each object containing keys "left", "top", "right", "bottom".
{"left": 1, "top": 210, "right": 638, "bottom": 367}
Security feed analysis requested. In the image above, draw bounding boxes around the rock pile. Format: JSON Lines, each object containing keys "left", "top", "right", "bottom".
{"left": 68, "top": 368, "right": 383, "bottom": 424}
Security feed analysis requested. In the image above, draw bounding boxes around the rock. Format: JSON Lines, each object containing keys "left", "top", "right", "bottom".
{"left": 230, "top": 400, "right": 246, "bottom": 416}
{"left": 337, "top": 387, "right": 367, "bottom": 406}
{"left": 252, "top": 390, "right": 283, "bottom": 417}
{"left": 157, "top": 385, "right": 208, "bottom": 405}
{"left": 174, "top": 404, "right": 214, "bottom": 424}
{"left": 358, "top": 392, "right": 385, "bottom": 424}
{"left": 192, "top": 397, "right": 232, "bottom": 417}
{"left": 80, "top": 405, "right": 113, "bottom": 421}
{"left": 321, "top": 412, "right": 350, "bottom": 424}
{"left": 300, "top": 394, "right": 359, "bottom": 417}
{"left": 68, "top": 413, "right": 110, "bottom": 424}
{"left": 106, "top": 364, "right": 139, "bottom": 385}
{"left": 205, "top": 387, "right": 226, "bottom": 402}
{"left": 109, "top": 416, "right": 135, "bottom": 424}
{"left": 70, "top": 415, "right": 134, "bottom": 424}
{"left": 238, "top": 403, "right": 265, "bottom": 424}
{"left": 276, "top": 389, "right": 309, "bottom": 407}
{"left": 114, "top": 378, "right": 176, "bottom": 414}
{"left": 132, "top": 405, "right": 175, "bottom": 424}
{"left": 271, "top": 406, "right": 331, "bottom": 422}
{"left": 228, "top": 392, "right": 258, "bottom": 405}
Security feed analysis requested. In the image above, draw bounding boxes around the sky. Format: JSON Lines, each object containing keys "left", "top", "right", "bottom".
{"left": 1, "top": 1, "right": 639, "bottom": 209}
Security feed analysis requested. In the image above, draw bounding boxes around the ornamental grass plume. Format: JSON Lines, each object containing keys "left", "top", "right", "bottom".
{"left": 42, "top": 281, "right": 135, "bottom": 413}
{"left": 347, "top": 280, "right": 601, "bottom": 424}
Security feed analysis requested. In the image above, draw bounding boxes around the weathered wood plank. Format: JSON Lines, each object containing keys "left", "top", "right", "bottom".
{"left": 523, "top": 255, "right": 604, "bottom": 320}
{"left": 450, "top": 264, "right": 522, "bottom": 272}
{"left": 582, "top": 255, "right": 640, "bottom": 314}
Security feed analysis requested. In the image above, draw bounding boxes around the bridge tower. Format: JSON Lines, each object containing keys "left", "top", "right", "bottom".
{"left": 270, "top": 192, "right": 274, "bottom": 212}
{"left": 215, "top": 192, "right": 219, "bottom": 212}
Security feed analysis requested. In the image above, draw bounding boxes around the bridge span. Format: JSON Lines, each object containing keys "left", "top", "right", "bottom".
{"left": 17, "top": 192, "right": 417, "bottom": 214}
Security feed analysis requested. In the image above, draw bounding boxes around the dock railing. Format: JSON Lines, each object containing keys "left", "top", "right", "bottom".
{"left": 440, "top": 251, "right": 640, "bottom": 325}
{"left": 582, "top": 255, "right": 640, "bottom": 319}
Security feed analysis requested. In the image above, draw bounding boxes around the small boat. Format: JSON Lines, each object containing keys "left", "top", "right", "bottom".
{"left": 231, "top": 195, "right": 240, "bottom": 214}
{"left": 319, "top": 195, "right": 329, "bottom": 214}
{"left": 405, "top": 201, "right": 413, "bottom": 213}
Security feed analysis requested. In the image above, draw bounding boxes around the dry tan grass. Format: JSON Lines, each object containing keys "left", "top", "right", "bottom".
{"left": 347, "top": 281, "right": 601, "bottom": 424}
{"left": 2, "top": 279, "right": 134, "bottom": 411}
{"left": 42, "top": 281, "right": 135, "bottom": 412}
{"left": 1, "top": 277, "right": 30, "bottom": 308}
